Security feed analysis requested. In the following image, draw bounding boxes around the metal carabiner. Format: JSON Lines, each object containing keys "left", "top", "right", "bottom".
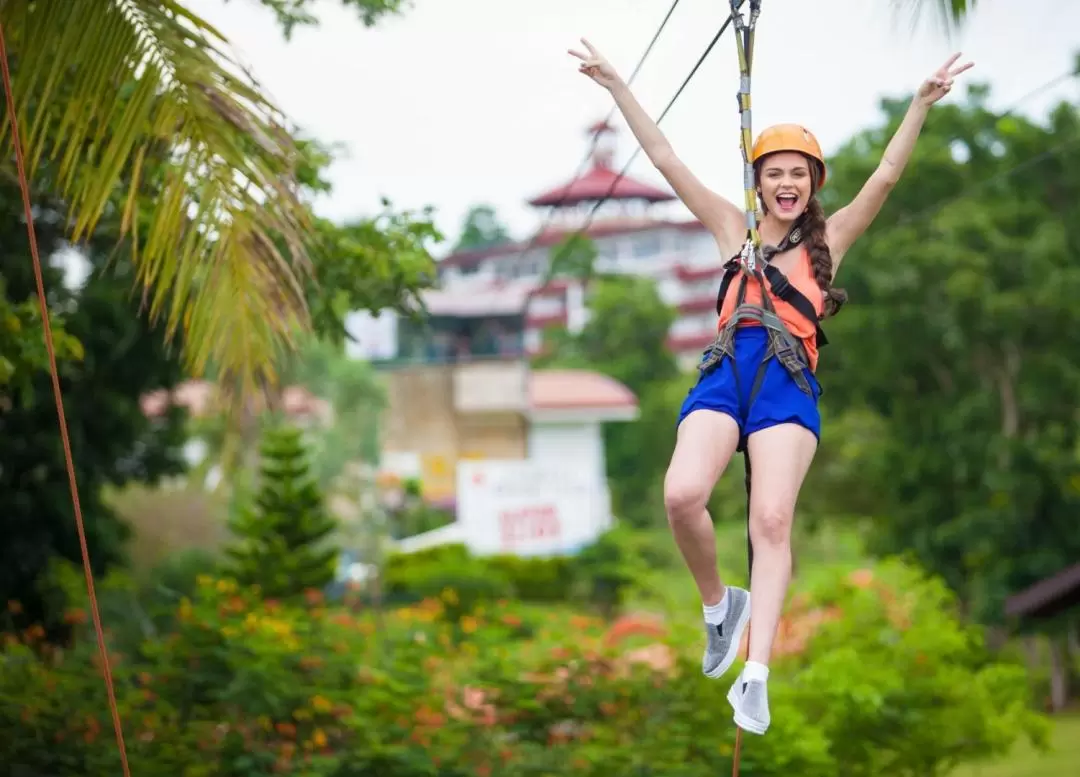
{"left": 739, "top": 239, "right": 757, "bottom": 273}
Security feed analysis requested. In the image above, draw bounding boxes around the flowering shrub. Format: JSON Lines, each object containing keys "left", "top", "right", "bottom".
{"left": 0, "top": 560, "right": 1047, "bottom": 776}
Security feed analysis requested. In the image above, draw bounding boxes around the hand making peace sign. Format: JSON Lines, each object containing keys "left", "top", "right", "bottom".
{"left": 916, "top": 52, "right": 975, "bottom": 106}
{"left": 568, "top": 38, "right": 622, "bottom": 91}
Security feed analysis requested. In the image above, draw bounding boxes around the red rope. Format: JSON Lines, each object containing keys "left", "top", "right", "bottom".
{"left": 731, "top": 623, "right": 749, "bottom": 776}
{"left": 0, "top": 22, "right": 133, "bottom": 777}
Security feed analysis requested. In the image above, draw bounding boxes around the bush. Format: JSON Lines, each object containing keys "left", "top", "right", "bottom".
{"left": 382, "top": 528, "right": 647, "bottom": 615}
{"left": 780, "top": 560, "right": 1051, "bottom": 775}
{"left": 0, "top": 558, "right": 1049, "bottom": 776}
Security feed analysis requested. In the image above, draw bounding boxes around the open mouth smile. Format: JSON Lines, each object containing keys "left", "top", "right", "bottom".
{"left": 776, "top": 193, "right": 798, "bottom": 212}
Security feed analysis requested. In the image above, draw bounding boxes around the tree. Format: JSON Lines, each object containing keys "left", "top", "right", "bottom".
{"left": 452, "top": 204, "right": 512, "bottom": 253}
{"left": 0, "top": 0, "right": 436, "bottom": 405}
{"left": 542, "top": 232, "right": 598, "bottom": 288}
{"left": 815, "top": 82, "right": 1080, "bottom": 627}
{"left": 225, "top": 423, "right": 340, "bottom": 599}
{"left": 575, "top": 275, "right": 679, "bottom": 394}
{"left": 536, "top": 274, "right": 681, "bottom": 527}
{"left": 0, "top": 181, "right": 188, "bottom": 633}
{"left": 0, "top": 275, "right": 81, "bottom": 398}
{"left": 277, "top": 335, "right": 387, "bottom": 488}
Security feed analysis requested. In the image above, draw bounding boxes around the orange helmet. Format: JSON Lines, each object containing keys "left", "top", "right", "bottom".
{"left": 751, "top": 123, "right": 827, "bottom": 188}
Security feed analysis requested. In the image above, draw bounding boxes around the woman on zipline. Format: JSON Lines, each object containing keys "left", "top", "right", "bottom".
{"left": 569, "top": 38, "right": 972, "bottom": 735}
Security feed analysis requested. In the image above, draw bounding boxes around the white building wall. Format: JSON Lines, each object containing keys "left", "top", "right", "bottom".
{"left": 347, "top": 223, "right": 726, "bottom": 365}
{"left": 527, "top": 420, "right": 606, "bottom": 488}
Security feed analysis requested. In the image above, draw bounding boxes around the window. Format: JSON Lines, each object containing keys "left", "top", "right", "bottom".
{"left": 631, "top": 233, "right": 662, "bottom": 259}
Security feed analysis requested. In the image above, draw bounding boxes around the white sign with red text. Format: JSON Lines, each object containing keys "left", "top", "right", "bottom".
{"left": 455, "top": 459, "right": 610, "bottom": 557}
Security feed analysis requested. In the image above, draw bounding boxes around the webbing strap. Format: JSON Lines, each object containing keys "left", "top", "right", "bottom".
{"left": 715, "top": 259, "right": 829, "bottom": 348}
{"left": 732, "top": 0, "right": 762, "bottom": 251}
{"left": 730, "top": 7, "right": 761, "bottom": 773}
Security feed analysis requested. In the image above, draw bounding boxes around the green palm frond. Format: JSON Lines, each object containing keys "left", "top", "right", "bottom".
{"left": 0, "top": 0, "right": 316, "bottom": 397}
{"left": 891, "top": 0, "right": 979, "bottom": 34}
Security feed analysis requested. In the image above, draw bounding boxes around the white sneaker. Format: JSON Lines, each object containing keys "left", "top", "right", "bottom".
{"left": 727, "top": 672, "right": 770, "bottom": 735}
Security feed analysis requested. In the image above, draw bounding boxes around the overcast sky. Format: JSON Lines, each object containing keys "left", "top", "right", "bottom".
{"left": 187, "top": 0, "right": 1079, "bottom": 254}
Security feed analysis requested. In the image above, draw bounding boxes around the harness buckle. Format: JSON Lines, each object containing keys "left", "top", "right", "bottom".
{"left": 739, "top": 240, "right": 757, "bottom": 273}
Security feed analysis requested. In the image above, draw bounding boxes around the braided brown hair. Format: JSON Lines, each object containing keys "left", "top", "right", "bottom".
{"left": 757, "top": 158, "right": 847, "bottom": 319}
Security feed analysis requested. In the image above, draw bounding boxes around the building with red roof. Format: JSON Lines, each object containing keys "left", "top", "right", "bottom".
{"left": 349, "top": 119, "right": 726, "bottom": 371}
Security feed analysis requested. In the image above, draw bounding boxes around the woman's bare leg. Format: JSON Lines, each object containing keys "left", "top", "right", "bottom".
{"left": 727, "top": 421, "right": 817, "bottom": 735}
{"left": 744, "top": 423, "right": 818, "bottom": 664}
{"left": 664, "top": 409, "right": 751, "bottom": 679}
{"left": 663, "top": 408, "right": 742, "bottom": 603}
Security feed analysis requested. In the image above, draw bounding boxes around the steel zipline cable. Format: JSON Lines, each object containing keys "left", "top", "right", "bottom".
{"left": 508, "top": 0, "right": 687, "bottom": 263}
{"left": 566, "top": 9, "right": 744, "bottom": 247}
{"left": 512, "top": 0, "right": 749, "bottom": 266}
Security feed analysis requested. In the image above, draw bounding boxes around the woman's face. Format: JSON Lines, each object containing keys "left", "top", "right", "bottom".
{"left": 757, "top": 151, "right": 813, "bottom": 223}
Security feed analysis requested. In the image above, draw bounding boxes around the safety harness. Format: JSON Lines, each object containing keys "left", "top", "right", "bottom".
{"left": 698, "top": 0, "right": 828, "bottom": 434}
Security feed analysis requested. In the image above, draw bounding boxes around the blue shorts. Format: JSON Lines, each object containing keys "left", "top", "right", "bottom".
{"left": 677, "top": 327, "right": 822, "bottom": 449}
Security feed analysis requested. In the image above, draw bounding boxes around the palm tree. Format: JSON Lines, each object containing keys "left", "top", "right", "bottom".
{"left": 0, "top": 0, "right": 324, "bottom": 398}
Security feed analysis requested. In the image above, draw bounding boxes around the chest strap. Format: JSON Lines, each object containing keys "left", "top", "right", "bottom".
{"left": 714, "top": 219, "right": 829, "bottom": 348}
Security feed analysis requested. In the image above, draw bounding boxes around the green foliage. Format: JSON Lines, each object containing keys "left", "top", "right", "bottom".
{"left": 816, "top": 85, "right": 1080, "bottom": 622}
{"left": 0, "top": 184, "right": 188, "bottom": 634}
{"left": 0, "top": 558, "right": 1047, "bottom": 776}
{"left": 575, "top": 275, "right": 679, "bottom": 393}
{"left": 564, "top": 525, "right": 651, "bottom": 618}
{"left": 0, "top": 275, "right": 82, "bottom": 397}
{"left": 383, "top": 544, "right": 542, "bottom": 614}
{"left": 281, "top": 335, "right": 388, "bottom": 486}
{"left": 388, "top": 501, "right": 455, "bottom": 540}
{"left": 452, "top": 204, "right": 512, "bottom": 252}
{"left": 543, "top": 232, "right": 598, "bottom": 286}
{"left": 308, "top": 206, "right": 442, "bottom": 345}
{"left": 383, "top": 530, "right": 658, "bottom": 619}
{"left": 251, "top": 0, "right": 408, "bottom": 39}
{"left": 891, "top": 0, "right": 980, "bottom": 33}
{"left": 225, "top": 424, "right": 340, "bottom": 599}
{"left": 783, "top": 559, "right": 1050, "bottom": 775}
{"left": 534, "top": 274, "right": 681, "bottom": 528}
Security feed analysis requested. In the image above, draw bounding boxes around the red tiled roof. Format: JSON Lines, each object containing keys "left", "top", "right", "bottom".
{"left": 529, "top": 369, "right": 637, "bottom": 410}
{"left": 527, "top": 160, "right": 675, "bottom": 207}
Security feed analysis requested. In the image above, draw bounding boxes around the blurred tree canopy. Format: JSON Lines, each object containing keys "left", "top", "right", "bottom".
{"left": 816, "top": 81, "right": 1080, "bottom": 624}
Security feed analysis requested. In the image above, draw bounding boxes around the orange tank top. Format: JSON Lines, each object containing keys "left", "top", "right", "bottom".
{"left": 716, "top": 245, "right": 825, "bottom": 371}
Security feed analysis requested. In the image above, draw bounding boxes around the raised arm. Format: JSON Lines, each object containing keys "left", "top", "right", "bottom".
{"left": 827, "top": 53, "right": 974, "bottom": 272}
{"left": 570, "top": 38, "right": 744, "bottom": 256}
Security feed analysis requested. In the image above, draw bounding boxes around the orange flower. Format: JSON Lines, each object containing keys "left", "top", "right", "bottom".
{"left": 304, "top": 588, "right": 325, "bottom": 605}
{"left": 848, "top": 568, "right": 874, "bottom": 588}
